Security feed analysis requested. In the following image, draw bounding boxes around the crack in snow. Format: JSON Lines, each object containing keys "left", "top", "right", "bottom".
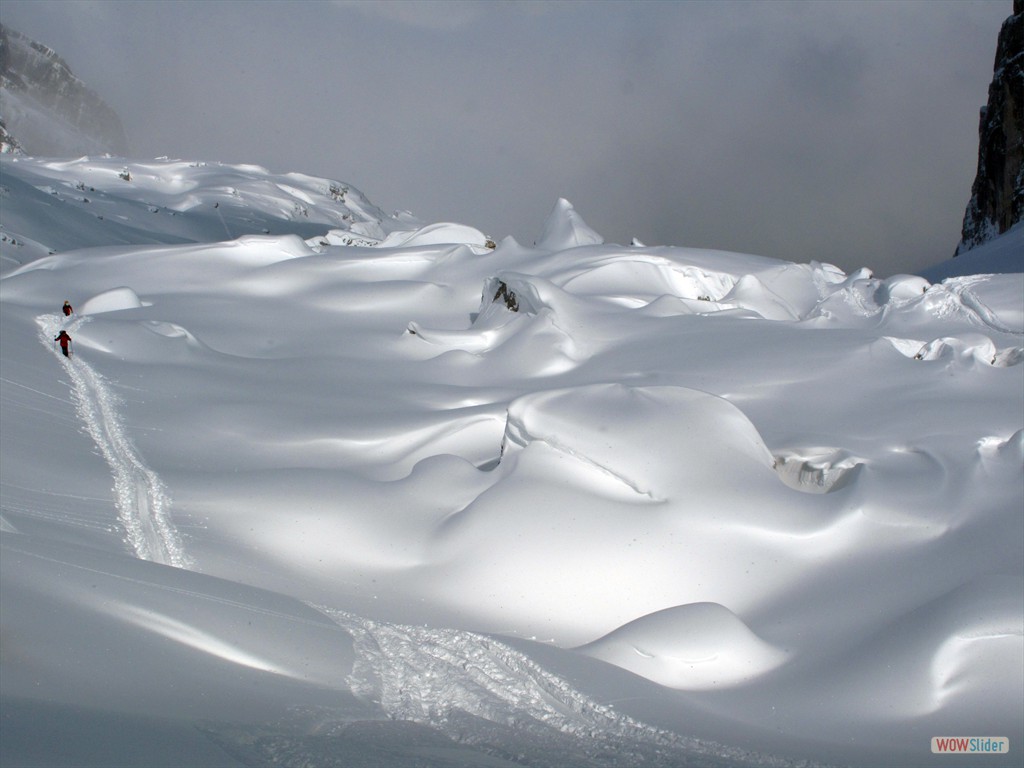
{"left": 503, "top": 413, "right": 662, "bottom": 502}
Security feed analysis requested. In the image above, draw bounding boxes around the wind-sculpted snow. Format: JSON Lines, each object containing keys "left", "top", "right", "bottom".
{"left": 810, "top": 269, "right": 1024, "bottom": 333}
{"left": 535, "top": 198, "right": 605, "bottom": 250}
{"left": 497, "top": 383, "right": 777, "bottom": 504}
{"left": 1, "top": 161, "right": 1021, "bottom": 767}
{"left": 773, "top": 447, "right": 865, "bottom": 494}
{"left": 884, "top": 333, "right": 1023, "bottom": 368}
{"left": 78, "top": 285, "right": 147, "bottom": 314}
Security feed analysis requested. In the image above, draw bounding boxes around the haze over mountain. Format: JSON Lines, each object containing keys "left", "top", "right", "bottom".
{"left": 0, "top": 0, "right": 1012, "bottom": 276}
{"left": 0, "top": 23, "right": 129, "bottom": 157}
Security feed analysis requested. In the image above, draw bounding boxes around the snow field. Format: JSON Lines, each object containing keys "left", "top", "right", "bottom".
{"left": 1, "top": 156, "right": 1021, "bottom": 767}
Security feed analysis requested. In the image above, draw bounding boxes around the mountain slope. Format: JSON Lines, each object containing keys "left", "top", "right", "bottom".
{"left": 0, "top": 156, "right": 419, "bottom": 270}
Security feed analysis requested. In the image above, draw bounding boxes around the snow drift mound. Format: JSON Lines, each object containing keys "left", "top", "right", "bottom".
{"left": 884, "top": 333, "right": 1023, "bottom": 368}
{"left": 419, "top": 383, "right": 838, "bottom": 645}
{"left": 535, "top": 198, "right": 604, "bottom": 250}
{"left": 978, "top": 429, "right": 1024, "bottom": 465}
{"left": 558, "top": 254, "right": 737, "bottom": 308}
{"left": 773, "top": 447, "right": 864, "bottom": 494}
{"left": 79, "top": 286, "right": 146, "bottom": 314}
{"left": 577, "top": 602, "right": 788, "bottom": 690}
{"left": 500, "top": 383, "right": 778, "bottom": 501}
{"left": 377, "top": 222, "right": 491, "bottom": 250}
{"left": 407, "top": 274, "right": 598, "bottom": 373}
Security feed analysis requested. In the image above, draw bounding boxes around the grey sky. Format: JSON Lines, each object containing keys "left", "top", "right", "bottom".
{"left": 0, "top": 0, "right": 1011, "bottom": 275}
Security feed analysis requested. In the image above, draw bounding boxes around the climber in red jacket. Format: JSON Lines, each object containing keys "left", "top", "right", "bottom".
{"left": 55, "top": 330, "right": 72, "bottom": 357}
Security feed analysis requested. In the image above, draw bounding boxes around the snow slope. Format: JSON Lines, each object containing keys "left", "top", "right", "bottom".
{"left": 920, "top": 222, "right": 1024, "bottom": 282}
{"left": 1, "top": 156, "right": 1022, "bottom": 768}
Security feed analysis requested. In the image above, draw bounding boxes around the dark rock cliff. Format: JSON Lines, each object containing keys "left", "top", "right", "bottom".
{"left": 956, "top": 0, "right": 1023, "bottom": 255}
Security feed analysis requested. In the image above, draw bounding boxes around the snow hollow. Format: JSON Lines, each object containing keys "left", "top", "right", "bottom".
{"left": 1, "top": 156, "right": 1022, "bottom": 768}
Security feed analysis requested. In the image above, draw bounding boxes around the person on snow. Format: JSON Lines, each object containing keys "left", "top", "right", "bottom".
{"left": 55, "top": 330, "right": 72, "bottom": 357}
{"left": 62, "top": 300, "right": 73, "bottom": 316}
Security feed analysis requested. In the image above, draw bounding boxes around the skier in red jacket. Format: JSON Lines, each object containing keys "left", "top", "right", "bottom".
{"left": 62, "top": 301, "right": 73, "bottom": 316}
{"left": 55, "top": 330, "right": 72, "bottom": 357}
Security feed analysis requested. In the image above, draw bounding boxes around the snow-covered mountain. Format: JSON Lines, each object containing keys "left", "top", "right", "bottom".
{"left": 0, "top": 155, "right": 419, "bottom": 271}
{"left": 1, "top": 155, "right": 1021, "bottom": 768}
{"left": 0, "top": 24, "right": 129, "bottom": 158}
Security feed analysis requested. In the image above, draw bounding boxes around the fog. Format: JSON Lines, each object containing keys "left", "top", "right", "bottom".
{"left": 0, "top": 0, "right": 1011, "bottom": 274}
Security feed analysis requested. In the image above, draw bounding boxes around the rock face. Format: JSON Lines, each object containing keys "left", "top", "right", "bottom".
{"left": 956, "top": 1, "right": 1023, "bottom": 255}
{"left": 0, "top": 117, "right": 24, "bottom": 154}
{"left": 0, "top": 24, "right": 129, "bottom": 156}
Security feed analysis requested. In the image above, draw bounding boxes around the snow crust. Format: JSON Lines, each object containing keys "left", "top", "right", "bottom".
{"left": 1, "top": 156, "right": 1021, "bottom": 767}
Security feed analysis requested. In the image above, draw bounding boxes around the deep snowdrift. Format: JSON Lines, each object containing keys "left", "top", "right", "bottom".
{"left": 1, "top": 156, "right": 1021, "bottom": 767}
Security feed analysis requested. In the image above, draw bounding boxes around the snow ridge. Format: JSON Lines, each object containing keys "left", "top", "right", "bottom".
{"left": 37, "top": 313, "right": 190, "bottom": 569}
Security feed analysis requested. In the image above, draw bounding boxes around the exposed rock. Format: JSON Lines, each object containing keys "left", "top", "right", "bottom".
{"left": 956, "top": 1, "right": 1023, "bottom": 256}
{"left": 492, "top": 280, "right": 519, "bottom": 311}
{"left": 0, "top": 117, "right": 24, "bottom": 154}
{"left": 0, "top": 24, "right": 129, "bottom": 156}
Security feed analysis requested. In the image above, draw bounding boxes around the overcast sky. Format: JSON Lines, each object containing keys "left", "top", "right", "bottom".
{"left": 1, "top": 0, "right": 1012, "bottom": 274}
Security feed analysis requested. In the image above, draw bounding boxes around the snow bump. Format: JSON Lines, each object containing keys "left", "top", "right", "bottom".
{"left": 80, "top": 286, "right": 146, "bottom": 314}
{"left": 577, "top": 602, "right": 789, "bottom": 690}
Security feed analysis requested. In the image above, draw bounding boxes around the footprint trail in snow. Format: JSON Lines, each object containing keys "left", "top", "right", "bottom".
{"left": 38, "top": 314, "right": 191, "bottom": 569}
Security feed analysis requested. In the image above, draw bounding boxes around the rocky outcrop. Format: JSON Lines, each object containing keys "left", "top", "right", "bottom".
{"left": 956, "top": 1, "right": 1023, "bottom": 255}
{"left": 0, "top": 117, "right": 24, "bottom": 154}
{"left": 0, "top": 24, "right": 129, "bottom": 156}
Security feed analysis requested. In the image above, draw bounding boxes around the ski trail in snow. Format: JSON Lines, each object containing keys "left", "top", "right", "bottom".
{"left": 37, "top": 314, "right": 191, "bottom": 569}
{"left": 946, "top": 275, "right": 1024, "bottom": 336}
{"left": 315, "top": 606, "right": 806, "bottom": 767}
{"left": 926, "top": 275, "right": 1024, "bottom": 335}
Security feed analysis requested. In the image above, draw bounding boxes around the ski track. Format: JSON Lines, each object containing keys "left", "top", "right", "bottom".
{"left": 38, "top": 314, "right": 191, "bottom": 569}
{"left": 947, "top": 275, "right": 1024, "bottom": 335}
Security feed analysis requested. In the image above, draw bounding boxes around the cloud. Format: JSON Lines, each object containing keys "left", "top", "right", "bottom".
{"left": 331, "top": 0, "right": 488, "bottom": 31}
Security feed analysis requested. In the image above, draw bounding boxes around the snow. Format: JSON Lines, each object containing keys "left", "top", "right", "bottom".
{"left": 921, "top": 222, "right": 1024, "bottom": 281}
{"left": 577, "top": 602, "right": 789, "bottom": 690}
{"left": 1, "top": 156, "right": 1022, "bottom": 768}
